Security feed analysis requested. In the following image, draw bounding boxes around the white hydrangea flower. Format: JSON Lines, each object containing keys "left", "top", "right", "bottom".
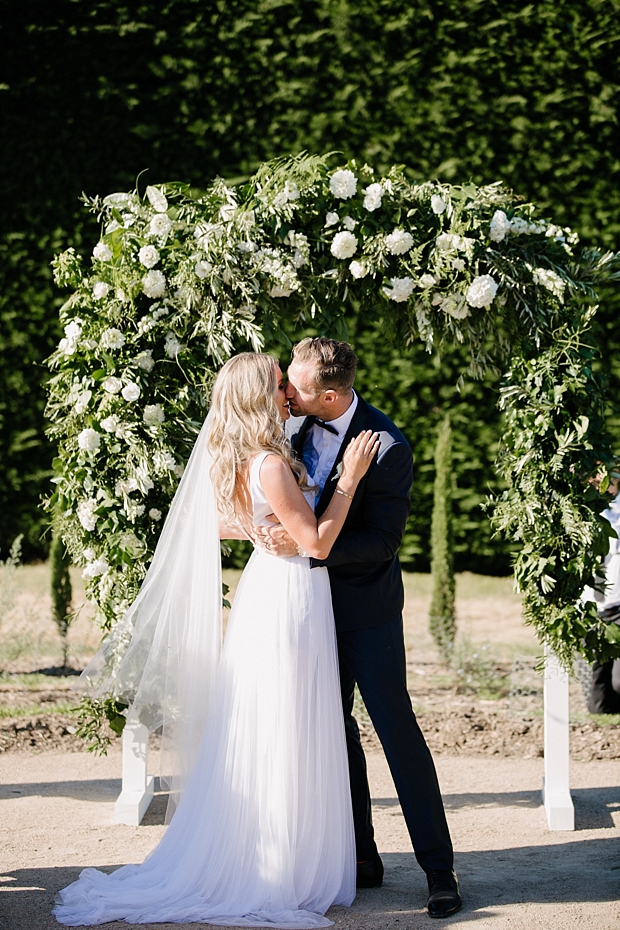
{"left": 431, "top": 194, "right": 447, "bottom": 214}
{"left": 342, "top": 216, "right": 357, "bottom": 231}
{"left": 93, "top": 281, "right": 110, "bottom": 300}
{"left": 134, "top": 349, "right": 155, "bottom": 371}
{"left": 142, "top": 269, "right": 166, "bottom": 298}
{"left": 349, "top": 260, "right": 368, "bottom": 279}
{"left": 165, "top": 332, "right": 184, "bottom": 359}
{"left": 363, "top": 183, "right": 384, "bottom": 211}
{"left": 122, "top": 382, "right": 141, "bottom": 402}
{"left": 452, "top": 258, "right": 466, "bottom": 272}
{"left": 100, "top": 328, "right": 126, "bottom": 351}
{"left": 329, "top": 169, "right": 357, "bottom": 200}
{"left": 466, "top": 274, "right": 498, "bottom": 308}
{"left": 102, "top": 376, "right": 122, "bottom": 394}
{"left": 93, "top": 242, "right": 112, "bottom": 262}
{"left": 325, "top": 212, "right": 339, "bottom": 227}
{"left": 419, "top": 274, "right": 436, "bottom": 288}
{"left": 82, "top": 557, "right": 109, "bottom": 579}
{"left": 533, "top": 267, "right": 566, "bottom": 300}
{"left": 195, "top": 260, "right": 212, "bottom": 279}
{"left": 385, "top": 229, "right": 414, "bottom": 255}
{"left": 139, "top": 245, "right": 160, "bottom": 269}
{"left": 383, "top": 276, "right": 415, "bottom": 302}
{"left": 145, "top": 185, "right": 168, "bottom": 213}
{"left": 77, "top": 499, "right": 98, "bottom": 531}
{"left": 489, "top": 210, "right": 511, "bottom": 243}
{"left": 77, "top": 428, "right": 101, "bottom": 453}
{"left": 149, "top": 508, "right": 162, "bottom": 521}
{"left": 269, "top": 285, "right": 293, "bottom": 298}
{"left": 101, "top": 415, "right": 119, "bottom": 433}
{"left": 331, "top": 231, "right": 358, "bottom": 259}
{"left": 149, "top": 213, "right": 172, "bottom": 237}
{"left": 74, "top": 390, "right": 92, "bottom": 414}
{"left": 143, "top": 404, "right": 165, "bottom": 427}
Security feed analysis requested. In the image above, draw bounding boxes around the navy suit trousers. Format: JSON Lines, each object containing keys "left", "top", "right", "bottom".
{"left": 337, "top": 615, "right": 454, "bottom": 872}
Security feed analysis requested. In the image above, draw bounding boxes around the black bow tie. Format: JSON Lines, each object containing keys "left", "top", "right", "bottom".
{"left": 307, "top": 416, "right": 338, "bottom": 436}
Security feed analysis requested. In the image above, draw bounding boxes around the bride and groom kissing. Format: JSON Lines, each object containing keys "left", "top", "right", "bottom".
{"left": 54, "top": 337, "right": 462, "bottom": 927}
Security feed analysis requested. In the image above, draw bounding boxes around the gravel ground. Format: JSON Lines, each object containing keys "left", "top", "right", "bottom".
{"left": 1, "top": 747, "right": 619, "bottom": 930}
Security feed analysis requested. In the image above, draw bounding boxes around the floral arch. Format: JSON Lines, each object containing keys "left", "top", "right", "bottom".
{"left": 46, "top": 154, "right": 620, "bottom": 737}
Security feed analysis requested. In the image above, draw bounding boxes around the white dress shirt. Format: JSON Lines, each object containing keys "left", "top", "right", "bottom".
{"left": 304, "top": 392, "right": 358, "bottom": 492}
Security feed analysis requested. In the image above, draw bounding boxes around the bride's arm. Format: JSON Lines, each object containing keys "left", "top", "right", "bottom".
{"left": 259, "top": 430, "right": 379, "bottom": 560}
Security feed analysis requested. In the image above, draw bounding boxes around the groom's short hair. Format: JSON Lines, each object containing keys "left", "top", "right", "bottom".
{"left": 291, "top": 337, "right": 358, "bottom": 393}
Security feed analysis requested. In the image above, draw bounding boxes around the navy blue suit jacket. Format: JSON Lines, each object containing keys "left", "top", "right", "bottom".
{"left": 290, "top": 396, "right": 413, "bottom": 632}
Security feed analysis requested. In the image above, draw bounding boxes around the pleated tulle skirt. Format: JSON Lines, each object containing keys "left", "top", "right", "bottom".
{"left": 53, "top": 550, "right": 356, "bottom": 927}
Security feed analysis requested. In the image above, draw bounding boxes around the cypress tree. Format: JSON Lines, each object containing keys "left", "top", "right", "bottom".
{"left": 429, "top": 414, "right": 456, "bottom": 656}
{"left": 50, "top": 530, "right": 73, "bottom": 668}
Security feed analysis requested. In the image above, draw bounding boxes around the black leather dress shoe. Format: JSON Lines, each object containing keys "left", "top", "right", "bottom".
{"left": 356, "top": 853, "right": 384, "bottom": 888}
{"left": 426, "top": 869, "right": 462, "bottom": 918}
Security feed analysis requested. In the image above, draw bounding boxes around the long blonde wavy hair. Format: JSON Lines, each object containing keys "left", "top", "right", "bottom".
{"left": 206, "top": 353, "right": 309, "bottom": 524}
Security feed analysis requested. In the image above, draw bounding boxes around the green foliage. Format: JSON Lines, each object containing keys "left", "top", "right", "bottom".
{"left": 451, "top": 638, "right": 508, "bottom": 700}
{"left": 49, "top": 529, "right": 73, "bottom": 667}
{"left": 3, "top": 0, "right": 620, "bottom": 563}
{"left": 73, "top": 696, "right": 129, "bottom": 754}
{"left": 429, "top": 415, "right": 456, "bottom": 655}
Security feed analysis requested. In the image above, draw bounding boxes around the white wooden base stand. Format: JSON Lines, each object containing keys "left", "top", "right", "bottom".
{"left": 114, "top": 714, "right": 154, "bottom": 826}
{"left": 542, "top": 648, "right": 575, "bottom": 830}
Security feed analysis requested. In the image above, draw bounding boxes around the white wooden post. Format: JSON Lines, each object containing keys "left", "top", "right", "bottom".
{"left": 542, "top": 648, "right": 575, "bottom": 830}
{"left": 114, "top": 713, "right": 154, "bottom": 826}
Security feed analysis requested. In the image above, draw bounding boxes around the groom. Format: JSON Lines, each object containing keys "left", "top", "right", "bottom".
{"left": 257, "top": 337, "right": 462, "bottom": 919}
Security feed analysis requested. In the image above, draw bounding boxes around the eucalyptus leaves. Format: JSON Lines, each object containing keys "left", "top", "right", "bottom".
{"left": 46, "top": 153, "right": 620, "bottom": 691}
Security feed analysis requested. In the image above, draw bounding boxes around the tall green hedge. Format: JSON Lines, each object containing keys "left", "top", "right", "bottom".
{"left": 2, "top": 0, "right": 619, "bottom": 564}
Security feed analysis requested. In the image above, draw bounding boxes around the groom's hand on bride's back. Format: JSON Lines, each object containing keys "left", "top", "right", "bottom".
{"left": 254, "top": 523, "right": 299, "bottom": 558}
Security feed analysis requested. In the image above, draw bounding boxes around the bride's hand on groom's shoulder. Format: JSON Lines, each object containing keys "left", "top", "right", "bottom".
{"left": 254, "top": 523, "right": 299, "bottom": 558}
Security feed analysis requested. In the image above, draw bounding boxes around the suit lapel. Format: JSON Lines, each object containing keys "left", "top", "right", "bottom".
{"left": 315, "top": 396, "right": 370, "bottom": 518}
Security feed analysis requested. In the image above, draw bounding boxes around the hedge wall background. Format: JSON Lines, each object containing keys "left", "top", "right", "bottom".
{"left": 1, "top": 0, "right": 619, "bottom": 571}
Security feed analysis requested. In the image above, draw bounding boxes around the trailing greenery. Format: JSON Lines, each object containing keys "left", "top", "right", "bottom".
{"left": 429, "top": 415, "right": 456, "bottom": 655}
{"left": 3, "top": 0, "right": 620, "bottom": 562}
{"left": 49, "top": 528, "right": 74, "bottom": 668}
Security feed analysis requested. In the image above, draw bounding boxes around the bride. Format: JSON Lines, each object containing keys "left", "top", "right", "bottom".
{"left": 53, "top": 352, "right": 379, "bottom": 928}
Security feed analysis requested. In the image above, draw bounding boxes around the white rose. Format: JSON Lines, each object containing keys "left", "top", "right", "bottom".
{"left": 325, "top": 212, "right": 339, "bottom": 227}
{"left": 64, "top": 320, "right": 82, "bottom": 340}
{"left": 466, "top": 274, "right": 498, "bottom": 308}
{"left": 74, "top": 390, "right": 92, "bottom": 414}
{"left": 195, "top": 260, "right": 212, "bottom": 279}
{"left": 419, "top": 274, "right": 436, "bottom": 288}
{"left": 149, "top": 508, "right": 162, "bottom": 521}
{"left": 331, "top": 231, "right": 358, "bottom": 259}
{"left": 349, "top": 260, "right": 368, "bottom": 279}
{"left": 100, "top": 328, "right": 126, "bottom": 351}
{"left": 149, "top": 213, "right": 172, "bottom": 237}
{"left": 143, "top": 404, "right": 165, "bottom": 426}
{"left": 77, "top": 499, "right": 98, "bottom": 532}
{"left": 383, "top": 276, "right": 415, "bottom": 303}
{"left": 342, "top": 216, "right": 357, "bottom": 231}
{"left": 489, "top": 210, "right": 511, "bottom": 243}
{"left": 122, "top": 382, "right": 141, "bottom": 402}
{"left": 93, "top": 281, "right": 110, "bottom": 300}
{"left": 142, "top": 269, "right": 166, "bottom": 298}
{"left": 329, "top": 169, "right": 357, "bottom": 200}
{"left": 93, "top": 242, "right": 112, "bottom": 262}
{"left": 139, "top": 245, "right": 160, "bottom": 269}
{"left": 77, "top": 428, "right": 101, "bottom": 453}
{"left": 431, "top": 194, "right": 447, "bottom": 214}
{"left": 82, "top": 557, "right": 109, "bottom": 580}
{"left": 102, "top": 376, "right": 122, "bottom": 394}
{"left": 100, "top": 415, "right": 119, "bottom": 433}
{"left": 363, "top": 183, "right": 384, "bottom": 211}
{"left": 134, "top": 350, "right": 155, "bottom": 371}
{"left": 145, "top": 185, "right": 168, "bottom": 213}
{"left": 385, "top": 229, "right": 414, "bottom": 255}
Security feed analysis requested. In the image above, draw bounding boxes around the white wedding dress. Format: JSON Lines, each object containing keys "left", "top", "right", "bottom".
{"left": 54, "top": 452, "right": 355, "bottom": 928}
